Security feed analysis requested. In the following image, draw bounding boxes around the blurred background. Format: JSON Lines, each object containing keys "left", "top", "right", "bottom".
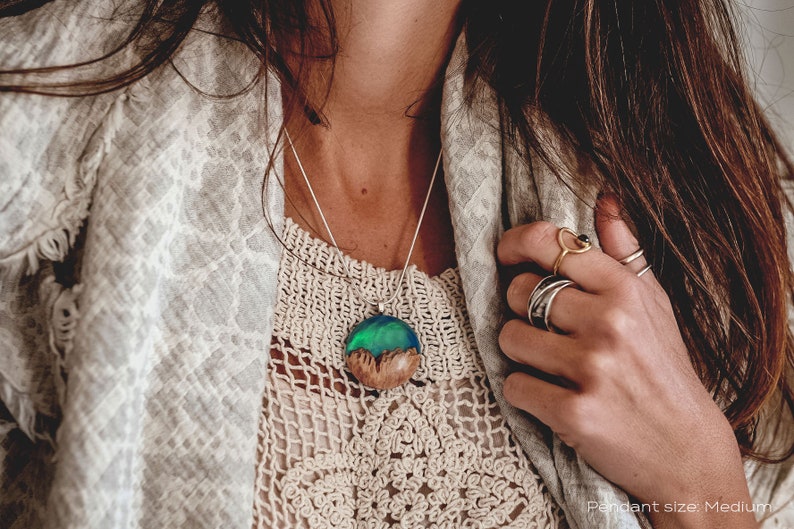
{"left": 738, "top": 0, "right": 794, "bottom": 157}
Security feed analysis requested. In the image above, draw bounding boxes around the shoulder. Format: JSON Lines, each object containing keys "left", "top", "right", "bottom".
{"left": 0, "top": 1, "right": 275, "bottom": 275}
{"left": 0, "top": 1, "right": 281, "bottom": 447}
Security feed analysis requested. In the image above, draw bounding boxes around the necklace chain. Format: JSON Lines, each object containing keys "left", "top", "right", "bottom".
{"left": 285, "top": 130, "right": 442, "bottom": 311}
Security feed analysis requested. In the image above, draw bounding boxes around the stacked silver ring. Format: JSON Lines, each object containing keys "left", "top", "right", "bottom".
{"left": 527, "top": 246, "right": 652, "bottom": 333}
{"left": 527, "top": 275, "right": 577, "bottom": 332}
{"left": 619, "top": 248, "right": 652, "bottom": 277}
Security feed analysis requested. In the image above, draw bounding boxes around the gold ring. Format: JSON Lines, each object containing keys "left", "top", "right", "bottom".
{"left": 553, "top": 227, "right": 592, "bottom": 275}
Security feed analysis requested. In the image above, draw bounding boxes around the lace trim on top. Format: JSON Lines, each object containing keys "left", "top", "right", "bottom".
{"left": 253, "top": 217, "right": 566, "bottom": 528}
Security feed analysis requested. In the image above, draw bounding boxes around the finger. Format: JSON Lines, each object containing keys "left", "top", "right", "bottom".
{"left": 499, "top": 319, "right": 581, "bottom": 379}
{"left": 503, "top": 371, "right": 575, "bottom": 432}
{"left": 506, "top": 272, "right": 598, "bottom": 333}
{"left": 595, "top": 194, "right": 650, "bottom": 276}
{"left": 498, "top": 221, "right": 624, "bottom": 293}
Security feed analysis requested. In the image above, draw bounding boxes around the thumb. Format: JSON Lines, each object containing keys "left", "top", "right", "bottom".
{"left": 595, "top": 193, "right": 647, "bottom": 273}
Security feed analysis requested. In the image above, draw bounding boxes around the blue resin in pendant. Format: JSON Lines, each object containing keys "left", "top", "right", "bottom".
{"left": 345, "top": 314, "right": 422, "bottom": 390}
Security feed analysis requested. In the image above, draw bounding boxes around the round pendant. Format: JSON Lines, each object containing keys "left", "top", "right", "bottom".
{"left": 345, "top": 314, "right": 422, "bottom": 390}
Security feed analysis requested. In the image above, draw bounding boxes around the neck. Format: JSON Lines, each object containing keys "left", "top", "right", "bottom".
{"left": 286, "top": 0, "right": 461, "bottom": 166}
{"left": 280, "top": 0, "right": 460, "bottom": 275}
{"left": 322, "top": 0, "right": 461, "bottom": 121}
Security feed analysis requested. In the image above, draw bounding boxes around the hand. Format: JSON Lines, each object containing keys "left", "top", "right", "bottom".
{"left": 496, "top": 195, "right": 757, "bottom": 528}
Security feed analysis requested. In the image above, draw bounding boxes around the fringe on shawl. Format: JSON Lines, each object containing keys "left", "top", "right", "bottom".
{"left": 0, "top": 92, "right": 127, "bottom": 279}
{"left": 0, "top": 91, "right": 127, "bottom": 444}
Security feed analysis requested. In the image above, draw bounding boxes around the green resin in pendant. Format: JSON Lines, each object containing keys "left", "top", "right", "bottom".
{"left": 345, "top": 314, "right": 422, "bottom": 390}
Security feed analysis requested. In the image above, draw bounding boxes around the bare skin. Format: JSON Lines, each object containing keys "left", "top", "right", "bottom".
{"left": 498, "top": 196, "right": 758, "bottom": 529}
{"left": 282, "top": 1, "right": 759, "bottom": 527}
{"left": 283, "top": 0, "right": 459, "bottom": 276}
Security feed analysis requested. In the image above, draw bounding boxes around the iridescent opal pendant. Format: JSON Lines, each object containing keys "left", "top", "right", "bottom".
{"left": 345, "top": 314, "right": 422, "bottom": 390}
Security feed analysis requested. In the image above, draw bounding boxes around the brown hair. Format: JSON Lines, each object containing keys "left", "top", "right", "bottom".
{"left": 2, "top": 0, "right": 793, "bottom": 461}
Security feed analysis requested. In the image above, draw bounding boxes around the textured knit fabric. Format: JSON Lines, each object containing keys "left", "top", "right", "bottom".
{"left": 0, "top": 1, "right": 792, "bottom": 528}
{"left": 253, "top": 218, "right": 566, "bottom": 528}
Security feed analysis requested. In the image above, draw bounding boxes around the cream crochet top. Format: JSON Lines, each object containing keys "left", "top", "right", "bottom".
{"left": 252, "top": 218, "right": 566, "bottom": 528}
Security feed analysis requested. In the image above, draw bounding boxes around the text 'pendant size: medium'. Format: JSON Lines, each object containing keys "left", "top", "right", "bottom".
{"left": 345, "top": 314, "right": 422, "bottom": 390}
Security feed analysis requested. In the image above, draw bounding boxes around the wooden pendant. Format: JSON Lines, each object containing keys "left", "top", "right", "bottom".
{"left": 345, "top": 314, "right": 421, "bottom": 390}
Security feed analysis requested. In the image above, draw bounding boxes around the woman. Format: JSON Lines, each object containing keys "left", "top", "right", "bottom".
{"left": 0, "top": 0, "right": 792, "bottom": 528}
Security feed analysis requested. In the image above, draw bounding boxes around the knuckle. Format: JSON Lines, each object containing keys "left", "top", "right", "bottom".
{"left": 560, "top": 395, "right": 597, "bottom": 442}
{"left": 506, "top": 273, "right": 534, "bottom": 306}
{"left": 579, "top": 349, "right": 616, "bottom": 382}
{"left": 505, "top": 276, "right": 523, "bottom": 305}
{"left": 498, "top": 319, "right": 522, "bottom": 353}
{"left": 597, "top": 306, "right": 633, "bottom": 340}
{"left": 519, "top": 221, "right": 557, "bottom": 251}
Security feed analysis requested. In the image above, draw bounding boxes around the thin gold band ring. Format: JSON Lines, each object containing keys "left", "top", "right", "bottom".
{"left": 553, "top": 227, "right": 593, "bottom": 275}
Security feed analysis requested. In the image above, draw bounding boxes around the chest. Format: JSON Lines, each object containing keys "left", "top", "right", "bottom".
{"left": 250, "top": 219, "right": 564, "bottom": 528}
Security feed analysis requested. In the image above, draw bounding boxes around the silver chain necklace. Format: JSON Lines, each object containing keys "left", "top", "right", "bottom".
{"left": 285, "top": 130, "right": 442, "bottom": 391}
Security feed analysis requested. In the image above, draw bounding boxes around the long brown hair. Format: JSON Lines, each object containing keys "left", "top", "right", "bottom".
{"left": 2, "top": 0, "right": 793, "bottom": 461}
